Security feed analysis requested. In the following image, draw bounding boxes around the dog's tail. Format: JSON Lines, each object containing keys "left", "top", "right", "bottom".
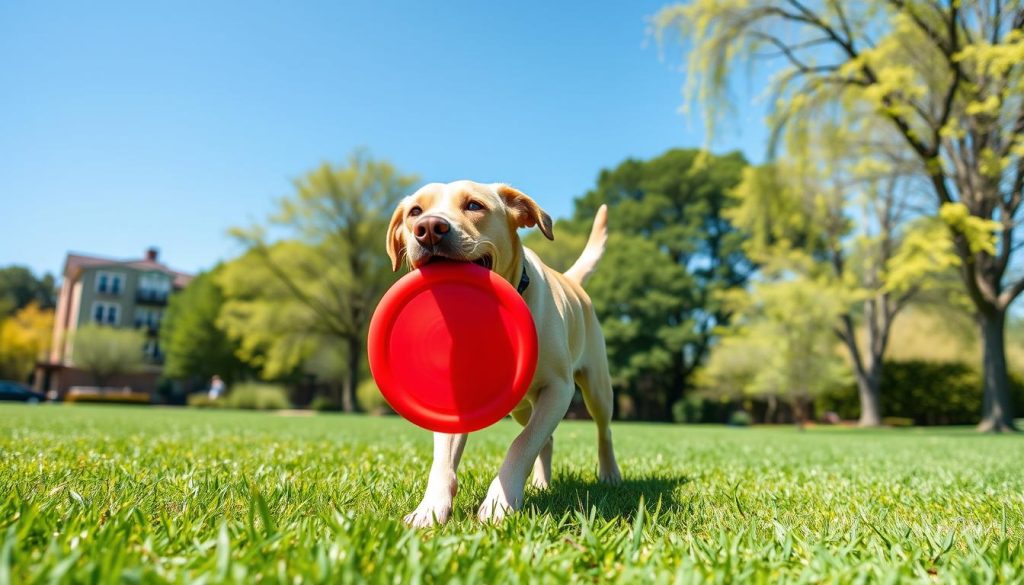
{"left": 564, "top": 204, "right": 608, "bottom": 286}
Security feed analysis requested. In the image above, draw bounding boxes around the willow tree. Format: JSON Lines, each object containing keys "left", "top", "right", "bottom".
{"left": 729, "top": 121, "right": 951, "bottom": 426}
{"left": 224, "top": 152, "right": 417, "bottom": 412}
{"left": 658, "top": 0, "right": 1023, "bottom": 431}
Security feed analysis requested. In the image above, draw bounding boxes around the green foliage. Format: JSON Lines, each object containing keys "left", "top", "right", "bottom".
{"left": 700, "top": 278, "right": 852, "bottom": 412}
{"left": 3, "top": 406, "right": 1024, "bottom": 581}
{"left": 186, "top": 393, "right": 221, "bottom": 408}
{"left": 656, "top": 0, "right": 1024, "bottom": 428}
{"left": 0, "top": 265, "right": 56, "bottom": 317}
{"left": 727, "top": 410, "right": 752, "bottom": 427}
{"left": 309, "top": 395, "right": 342, "bottom": 412}
{"left": 821, "top": 361, "right": 1024, "bottom": 426}
{"left": 0, "top": 302, "right": 53, "bottom": 382}
{"left": 220, "top": 151, "right": 417, "bottom": 412}
{"left": 224, "top": 382, "right": 290, "bottom": 410}
{"left": 541, "top": 149, "right": 752, "bottom": 419}
{"left": 356, "top": 378, "right": 390, "bottom": 414}
{"left": 161, "top": 268, "right": 251, "bottom": 384}
{"left": 70, "top": 325, "right": 146, "bottom": 386}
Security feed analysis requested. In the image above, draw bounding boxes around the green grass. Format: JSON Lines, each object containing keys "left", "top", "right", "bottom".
{"left": 2, "top": 406, "right": 1023, "bottom": 583}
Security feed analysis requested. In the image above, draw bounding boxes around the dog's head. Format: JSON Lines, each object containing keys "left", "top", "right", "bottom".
{"left": 386, "top": 181, "right": 553, "bottom": 280}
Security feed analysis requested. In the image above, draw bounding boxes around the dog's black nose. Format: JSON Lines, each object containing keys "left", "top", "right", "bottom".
{"left": 414, "top": 216, "right": 450, "bottom": 246}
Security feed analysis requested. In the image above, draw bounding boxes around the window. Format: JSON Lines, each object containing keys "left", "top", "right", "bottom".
{"left": 138, "top": 273, "right": 171, "bottom": 302}
{"left": 91, "top": 302, "right": 121, "bottom": 325}
{"left": 134, "top": 307, "right": 162, "bottom": 329}
{"left": 95, "top": 271, "right": 125, "bottom": 295}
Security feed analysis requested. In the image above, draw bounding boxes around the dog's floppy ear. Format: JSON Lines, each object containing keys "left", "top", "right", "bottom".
{"left": 495, "top": 184, "right": 554, "bottom": 240}
{"left": 386, "top": 204, "right": 407, "bottom": 271}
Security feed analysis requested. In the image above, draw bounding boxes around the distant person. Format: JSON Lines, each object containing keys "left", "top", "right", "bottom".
{"left": 208, "top": 375, "right": 225, "bottom": 400}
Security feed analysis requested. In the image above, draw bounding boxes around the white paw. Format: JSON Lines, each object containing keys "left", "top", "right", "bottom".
{"left": 404, "top": 496, "right": 453, "bottom": 528}
{"left": 477, "top": 480, "right": 521, "bottom": 523}
{"left": 530, "top": 474, "right": 550, "bottom": 490}
{"left": 599, "top": 464, "right": 622, "bottom": 485}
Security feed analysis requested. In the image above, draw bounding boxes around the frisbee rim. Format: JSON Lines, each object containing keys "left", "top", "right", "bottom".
{"left": 367, "top": 262, "right": 538, "bottom": 433}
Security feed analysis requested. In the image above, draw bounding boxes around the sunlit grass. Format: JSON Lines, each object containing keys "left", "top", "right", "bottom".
{"left": 2, "top": 405, "right": 1022, "bottom": 583}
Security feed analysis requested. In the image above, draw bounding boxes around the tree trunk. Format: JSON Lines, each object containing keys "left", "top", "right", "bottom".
{"left": 341, "top": 336, "right": 362, "bottom": 414}
{"left": 977, "top": 310, "right": 1017, "bottom": 432}
{"left": 765, "top": 394, "right": 778, "bottom": 424}
{"left": 793, "top": 398, "right": 807, "bottom": 431}
{"left": 856, "top": 364, "right": 883, "bottom": 427}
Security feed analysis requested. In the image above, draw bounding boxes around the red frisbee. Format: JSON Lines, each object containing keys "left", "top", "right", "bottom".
{"left": 367, "top": 261, "right": 538, "bottom": 433}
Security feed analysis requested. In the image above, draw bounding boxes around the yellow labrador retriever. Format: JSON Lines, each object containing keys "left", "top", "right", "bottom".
{"left": 386, "top": 180, "right": 621, "bottom": 525}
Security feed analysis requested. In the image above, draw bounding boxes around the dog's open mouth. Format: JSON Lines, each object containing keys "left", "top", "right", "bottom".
{"left": 423, "top": 254, "right": 493, "bottom": 270}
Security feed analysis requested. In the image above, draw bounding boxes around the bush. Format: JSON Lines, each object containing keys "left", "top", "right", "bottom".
{"left": 820, "top": 360, "right": 1024, "bottom": 425}
{"left": 672, "top": 397, "right": 704, "bottom": 423}
{"left": 187, "top": 393, "right": 222, "bottom": 408}
{"left": 357, "top": 379, "right": 392, "bottom": 415}
{"left": 310, "top": 396, "right": 342, "bottom": 412}
{"left": 883, "top": 417, "right": 914, "bottom": 427}
{"left": 224, "top": 383, "right": 290, "bottom": 410}
{"left": 728, "top": 410, "right": 752, "bottom": 427}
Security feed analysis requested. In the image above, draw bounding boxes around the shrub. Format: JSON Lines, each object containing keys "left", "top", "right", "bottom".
{"left": 357, "top": 379, "right": 392, "bottom": 415}
{"left": 672, "top": 397, "right": 705, "bottom": 423}
{"left": 224, "top": 383, "right": 290, "bottom": 410}
{"left": 883, "top": 417, "right": 914, "bottom": 427}
{"left": 728, "top": 410, "right": 752, "bottom": 427}
{"left": 820, "top": 360, "right": 1024, "bottom": 425}
{"left": 310, "top": 396, "right": 342, "bottom": 412}
{"left": 187, "top": 393, "right": 222, "bottom": 408}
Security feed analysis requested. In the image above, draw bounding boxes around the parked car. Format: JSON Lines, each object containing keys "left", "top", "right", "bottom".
{"left": 0, "top": 380, "right": 46, "bottom": 403}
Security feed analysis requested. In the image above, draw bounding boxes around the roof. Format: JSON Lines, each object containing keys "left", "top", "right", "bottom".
{"left": 63, "top": 252, "right": 194, "bottom": 289}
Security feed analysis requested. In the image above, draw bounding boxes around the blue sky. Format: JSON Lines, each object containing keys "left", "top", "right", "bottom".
{"left": 1, "top": 0, "right": 768, "bottom": 277}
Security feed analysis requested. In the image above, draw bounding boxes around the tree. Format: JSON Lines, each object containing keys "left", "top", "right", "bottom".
{"left": 0, "top": 302, "right": 53, "bottom": 382}
{"left": 0, "top": 266, "right": 56, "bottom": 317}
{"left": 728, "top": 121, "right": 951, "bottom": 425}
{"left": 222, "top": 152, "right": 417, "bottom": 412}
{"left": 71, "top": 325, "right": 145, "bottom": 387}
{"left": 529, "top": 149, "right": 753, "bottom": 420}
{"left": 161, "top": 268, "right": 252, "bottom": 386}
{"left": 657, "top": 0, "right": 1024, "bottom": 431}
{"left": 700, "top": 278, "right": 853, "bottom": 427}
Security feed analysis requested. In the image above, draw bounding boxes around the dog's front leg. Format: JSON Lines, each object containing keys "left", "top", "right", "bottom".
{"left": 405, "top": 432, "right": 468, "bottom": 527}
{"left": 478, "top": 383, "right": 573, "bottom": 522}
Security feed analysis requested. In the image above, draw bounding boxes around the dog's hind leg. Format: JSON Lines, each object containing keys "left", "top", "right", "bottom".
{"left": 510, "top": 403, "right": 553, "bottom": 490}
{"left": 576, "top": 328, "right": 622, "bottom": 485}
{"left": 404, "top": 432, "right": 468, "bottom": 527}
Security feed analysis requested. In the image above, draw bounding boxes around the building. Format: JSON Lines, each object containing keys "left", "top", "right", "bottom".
{"left": 36, "top": 248, "right": 193, "bottom": 397}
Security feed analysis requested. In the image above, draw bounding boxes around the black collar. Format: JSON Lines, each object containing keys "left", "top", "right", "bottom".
{"left": 516, "top": 266, "right": 530, "bottom": 295}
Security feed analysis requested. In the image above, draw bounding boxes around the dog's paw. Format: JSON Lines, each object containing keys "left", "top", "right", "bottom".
{"left": 477, "top": 497, "right": 514, "bottom": 523}
{"left": 529, "top": 475, "right": 550, "bottom": 490}
{"left": 477, "top": 481, "right": 520, "bottom": 523}
{"left": 598, "top": 464, "right": 622, "bottom": 486}
{"left": 404, "top": 499, "right": 453, "bottom": 528}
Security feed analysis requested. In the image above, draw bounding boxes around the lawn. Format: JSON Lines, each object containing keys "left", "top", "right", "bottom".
{"left": 1, "top": 406, "right": 1022, "bottom": 583}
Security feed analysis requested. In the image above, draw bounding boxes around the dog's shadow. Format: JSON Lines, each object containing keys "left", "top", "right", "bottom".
{"left": 524, "top": 470, "right": 690, "bottom": 520}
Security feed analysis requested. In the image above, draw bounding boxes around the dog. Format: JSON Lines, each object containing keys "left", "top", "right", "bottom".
{"left": 385, "top": 180, "right": 622, "bottom": 525}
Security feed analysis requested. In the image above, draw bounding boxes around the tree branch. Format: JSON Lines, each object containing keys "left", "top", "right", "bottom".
{"left": 998, "top": 275, "right": 1024, "bottom": 309}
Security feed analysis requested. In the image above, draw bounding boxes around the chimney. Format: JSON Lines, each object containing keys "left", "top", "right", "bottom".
{"left": 145, "top": 247, "right": 159, "bottom": 262}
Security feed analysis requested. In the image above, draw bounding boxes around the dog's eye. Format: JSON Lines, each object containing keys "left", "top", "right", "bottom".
{"left": 409, "top": 206, "right": 422, "bottom": 217}
{"left": 466, "top": 201, "right": 484, "bottom": 211}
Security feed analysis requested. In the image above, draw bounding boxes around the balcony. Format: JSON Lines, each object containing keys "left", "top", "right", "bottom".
{"left": 136, "top": 289, "right": 169, "bottom": 305}
{"left": 134, "top": 319, "right": 161, "bottom": 334}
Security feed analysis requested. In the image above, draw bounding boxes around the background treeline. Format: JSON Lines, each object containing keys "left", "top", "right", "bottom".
{"left": 149, "top": 146, "right": 1021, "bottom": 429}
